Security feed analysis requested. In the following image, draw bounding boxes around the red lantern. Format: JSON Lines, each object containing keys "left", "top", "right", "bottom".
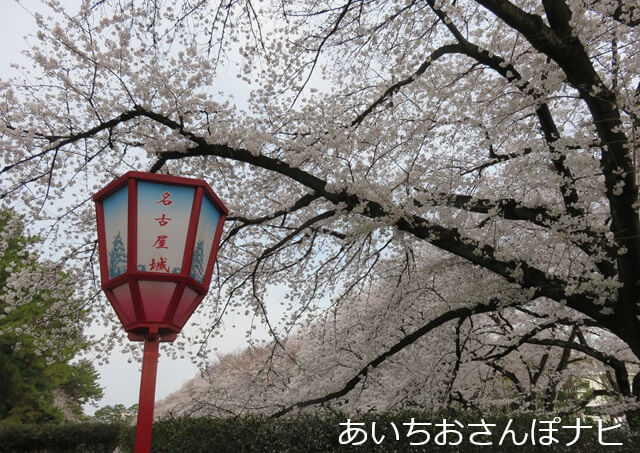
{"left": 93, "top": 171, "right": 228, "bottom": 452}
{"left": 93, "top": 171, "right": 228, "bottom": 341}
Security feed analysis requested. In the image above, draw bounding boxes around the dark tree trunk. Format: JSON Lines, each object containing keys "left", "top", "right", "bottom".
{"left": 626, "top": 372, "right": 640, "bottom": 430}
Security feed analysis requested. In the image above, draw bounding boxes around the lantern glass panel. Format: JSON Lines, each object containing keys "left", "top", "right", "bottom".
{"left": 111, "top": 283, "right": 136, "bottom": 324}
{"left": 103, "top": 186, "right": 129, "bottom": 279}
{"left": 189, "top": 196, "right": 221, "bottom": 282}
{"left": 138, "top": 281, "right": 177, "bottom": 321}
{"left": 136, "top": 181, "right": 195, "bottom": 274}
{"left": 174, "top": 287, "right": 199, "bottom": 324}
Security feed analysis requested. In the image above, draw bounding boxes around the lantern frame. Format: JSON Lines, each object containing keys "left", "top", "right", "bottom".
{"left": 93, "top": 171, "right": 228, "bottom": 342}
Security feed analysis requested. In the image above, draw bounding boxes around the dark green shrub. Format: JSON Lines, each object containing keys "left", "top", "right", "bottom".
{"left": 0, "top": 423, "right": 124, "bottom": 453}
{"left": 143, "top": 411, "right": 640, "bottom": 453}
{"left": 2, "top": 411, "right": 639, "bottom": 452}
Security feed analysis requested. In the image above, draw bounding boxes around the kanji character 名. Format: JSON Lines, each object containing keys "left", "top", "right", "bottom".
{"left": 155, "top": 191, "right": 173, "bottom": 206}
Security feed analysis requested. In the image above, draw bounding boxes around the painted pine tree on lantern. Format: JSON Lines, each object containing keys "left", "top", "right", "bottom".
{"left": 190, "top": 240, "right": 205, "bottom": 282}
{"left": 109, "top": 231, "right": 127, "bottom": 278}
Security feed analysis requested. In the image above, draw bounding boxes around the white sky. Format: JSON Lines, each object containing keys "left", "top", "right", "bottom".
{"left": 0, "top": 0, "right": 285, "bottom": 415}
{"left": 0, "top": 1, "right": 33, "bottom": 75}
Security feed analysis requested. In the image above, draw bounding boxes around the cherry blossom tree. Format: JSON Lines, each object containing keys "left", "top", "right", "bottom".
{"left": 156, "top": 259, "right": 638, "bottom": 419}
{"left": 1, "top": 0, "right": 639, "bottom": 419}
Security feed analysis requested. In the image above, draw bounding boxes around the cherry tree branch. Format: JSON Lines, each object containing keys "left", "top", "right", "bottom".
{"left": 3, "top": 98, "right": 611, "bottom": 328}
{"left": 0, "top": 110, "right": 144, "bottom": 177}
{"left": 589, "top": 0, "right": 640, "bottom": 27}
{"left": 135, "top": 106, "right": 612, "bottom": 325}
{"left": 525, "top": 337, "right": 631, "bottom": 397}
{"left": 412, "top": 190, "right": 560, "bottom": 227}
{"left": 271, "top": 299, "right": 505, "bottom": 417}
{"left": 485, "top": 361, "right": 526, "bottom": 395}
{"left": 427, "top": 1, "right": 582, "bottom": 218}
{"left": 289, "top": 0, "right": 353, "bottom": 109}
{"left": 351, "top": 43, "right": 464, "bottom": 127}
{"left": 474, "top": 0, "right": 640, "bottom": 352}
{"left": 223, "top": 192, "right": 321, "bottom": 244}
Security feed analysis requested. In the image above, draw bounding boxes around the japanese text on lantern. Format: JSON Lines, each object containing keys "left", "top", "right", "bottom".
{"left": 150, "top": 192, "right": 172, "bottom": 272}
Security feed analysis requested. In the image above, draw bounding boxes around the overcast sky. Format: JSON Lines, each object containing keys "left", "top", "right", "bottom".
{"left": 0, "top": 0, "right": 282, "bottom": 415}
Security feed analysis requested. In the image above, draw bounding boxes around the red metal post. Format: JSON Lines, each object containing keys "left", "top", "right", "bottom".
{"left": 134, "top": 335, "right": 160, "bottom": 453}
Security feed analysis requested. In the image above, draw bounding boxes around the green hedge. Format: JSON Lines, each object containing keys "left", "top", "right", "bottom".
{"left": 142, "top": 411, "right": 640, "bottom": 453}
{"left": 0, "top": 423, "right": 124, "bottom": 452}
{"left": 2, "top": 411, "right": 640, "bottom": 452}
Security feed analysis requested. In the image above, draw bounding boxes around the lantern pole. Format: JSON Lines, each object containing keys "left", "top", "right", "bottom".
{"left": 134, "top": 333, "right": 160, "bottom": 453}
{"left": 94, "top": 172, "right": 228, "bottom": 452}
